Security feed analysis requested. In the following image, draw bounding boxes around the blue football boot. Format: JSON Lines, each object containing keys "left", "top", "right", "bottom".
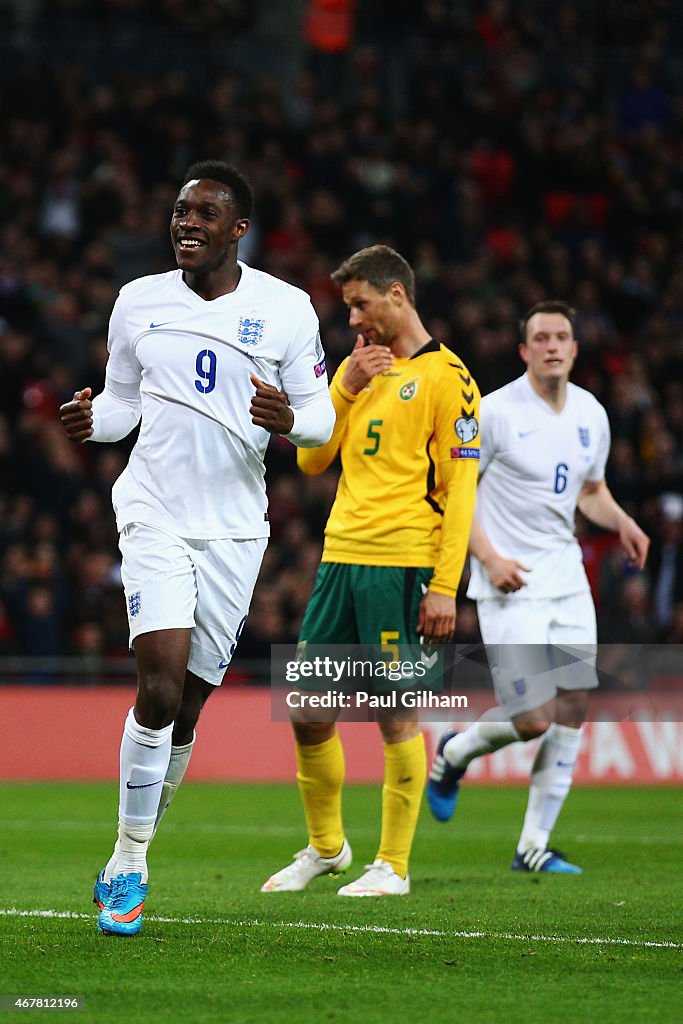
{"left": 97, "top": 872, "right": 148, "bottom": 936}
{"left": 93, "top": 869, "right": 111, "bottom": 911}
{"left": 511, "top": 847, "right": 583, "bottom": 874}
{"left": 426, "top": 731, "right": 467, "bottom": 822}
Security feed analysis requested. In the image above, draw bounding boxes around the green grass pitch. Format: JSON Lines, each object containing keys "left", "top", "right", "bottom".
{"left": 0, "top": 782, "right": 681, "bottom": 1024}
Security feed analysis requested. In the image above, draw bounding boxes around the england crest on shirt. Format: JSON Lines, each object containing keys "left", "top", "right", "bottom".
{"left": 238, "top": 316, "right": 266, "bottom": 346}
{"left": 578, "top": 426, "right": 590, "bottom": 448}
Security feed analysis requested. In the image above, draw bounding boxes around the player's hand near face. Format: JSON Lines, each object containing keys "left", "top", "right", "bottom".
{"left": 59, "top": 387, "right": 94, "bottom": 443}
{"left": 341, "top": 335, "right": 394, "bottom": 395}
{"left": 417, "top": 590, "right": 456, "bottom": 645}
{"left": 250, "top": 375, "right": 295, "bottom": 435}
{"left": 485, "top": 554, "right": 531, "bottom": 593}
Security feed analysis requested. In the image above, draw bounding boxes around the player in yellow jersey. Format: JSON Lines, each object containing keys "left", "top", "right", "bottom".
{"left": 261, "top": 245, "right": 481, "bottom": 896}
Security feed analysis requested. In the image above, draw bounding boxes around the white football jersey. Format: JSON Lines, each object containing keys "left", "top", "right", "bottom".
{"left": 104, "top": 263, "right": 330, "bottom": 538}
{"left": 467, "top": 373, "right": 610, "bottom": 600}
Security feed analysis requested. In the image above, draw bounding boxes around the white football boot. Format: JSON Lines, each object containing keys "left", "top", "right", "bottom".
{"left": 261, "top": 839, "right": 352, "bottom": 892}
{"left": 337, "top": 858, "right": 410, "bottom": 897}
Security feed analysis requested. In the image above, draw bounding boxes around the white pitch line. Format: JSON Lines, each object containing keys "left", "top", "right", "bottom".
{"left": 3, "top": 821, "right": 682, "bottom": 845}
{"left": 0, "top": 908, "right": 680, "bottom": 950}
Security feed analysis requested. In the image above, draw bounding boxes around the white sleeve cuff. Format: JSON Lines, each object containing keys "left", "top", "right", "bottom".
{"left": 287, "top": 389, "right": 335, "bottom": 447}
{"left": 90, "top": 378, "right": 142, "bottom": 442}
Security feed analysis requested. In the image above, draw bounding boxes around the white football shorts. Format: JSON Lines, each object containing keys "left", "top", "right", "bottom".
{"left": 119, "top": 523, "right": 267, "bottom": 686}
{"left": 476, "top": 592, "right": 598, "bottom": 717}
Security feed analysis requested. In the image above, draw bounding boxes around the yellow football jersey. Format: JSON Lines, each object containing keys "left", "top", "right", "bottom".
{"left": 297, "top": 340, "right": 481, "bottom": 596}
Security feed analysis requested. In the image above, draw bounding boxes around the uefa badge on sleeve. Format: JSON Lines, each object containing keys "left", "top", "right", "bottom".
{"left": 314, "top": 332, "right": 327, "bottom": 376}
{"left": 455, "top": 415, "right": 479, "bottom": 442}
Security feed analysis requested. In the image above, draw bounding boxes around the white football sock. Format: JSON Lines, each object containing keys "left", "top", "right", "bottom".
{"left": 153, "top": 732, "right": 196, "bottom": 836}
{"left": 518, "top": 723, "right": 583, "bottom": 853}
{"left": 104, "top": 708, "right": 173, "bottom": 883}
{"left": 444, "top": 706, "right": 520, "bottom": 768}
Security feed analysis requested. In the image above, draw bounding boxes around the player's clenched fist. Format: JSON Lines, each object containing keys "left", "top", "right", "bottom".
{"left": 249, "top": 375, "right": 295, "bottom": 435}
{"left": 59, "top": 387, "right": 94, "bottom": 443}
{"left": 341, "top": 335, "right": 394, "bottom": 395}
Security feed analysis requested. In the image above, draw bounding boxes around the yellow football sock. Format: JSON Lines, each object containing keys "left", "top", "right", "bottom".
{"left": 295, "top": 733, "right": 345, "bottom": 859}
{"left": 377, "top": 733, "right": 426, "bottom": 878}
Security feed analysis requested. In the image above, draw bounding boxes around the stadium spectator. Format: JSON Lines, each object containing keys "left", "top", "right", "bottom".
{"left": 649, "top": 493, "right": 683, "bottom": 638}
{"left": 0, "top": 0, "right": 682, "bottom": 669}
{"left": 599, "top": 574, "right": 658, "bottom": 647}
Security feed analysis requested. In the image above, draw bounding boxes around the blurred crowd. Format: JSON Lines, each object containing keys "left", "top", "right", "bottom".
{"left": 1, "top": 0, "right": 682, "bottom": 675}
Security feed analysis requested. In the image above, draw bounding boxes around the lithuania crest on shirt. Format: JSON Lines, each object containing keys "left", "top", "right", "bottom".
{"left": 237, "top": 316, "right": 266, "bottom": 346}
{"left": 399, "top": 380, "right": 418, "bottom": 401}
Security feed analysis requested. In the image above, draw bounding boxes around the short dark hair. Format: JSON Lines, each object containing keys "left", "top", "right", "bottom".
{"left": 331, "top": 245, "right": 416, "bottom": 306}
{"left": 518, "top": 300, "right": 577, "bottom": 343}
{"left": 182, "top": 160, "right": 253, "bottom": 219}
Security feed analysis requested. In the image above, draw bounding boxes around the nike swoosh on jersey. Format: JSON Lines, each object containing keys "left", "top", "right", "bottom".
{"left": 126, "top": 779, "right": 163, "bottom": 790}
{"left": 518, "top": 428, "right": 539, "bottom": 438}
{"left": 218, "top": 660, "right": 230, "bottom": 669}
{"left": 149, "top": 320, "right": 175, "bottom": 328}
